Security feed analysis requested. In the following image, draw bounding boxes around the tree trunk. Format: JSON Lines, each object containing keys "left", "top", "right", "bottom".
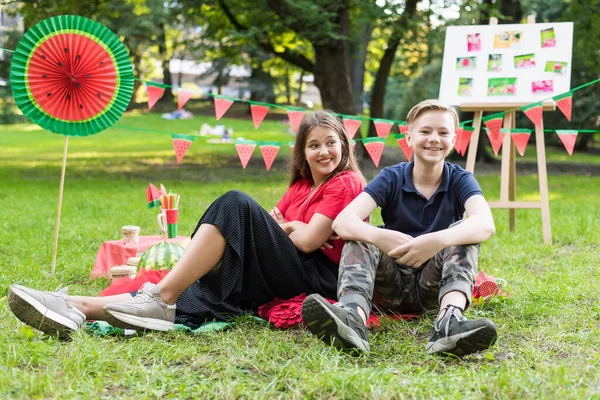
{"left": 312, "top": 45, "right": 355, "bottom": 115}
{"left": 350, "top": 24, "right": 373, "bottom": 114}
{"left": 499, "top": 0, "right": 523, "bottom": 23}
{"left": 156, "top": 23, "right": 174, "bottom": 109}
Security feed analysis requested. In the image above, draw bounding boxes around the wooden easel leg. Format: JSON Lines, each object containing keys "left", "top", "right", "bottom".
{"left": 499, "top": 112, "right": 513, "bottom": 204}
{"left": 465, "top": 111, "right": 483, "bottom": 173}
{"left": 509, "top": 113, "right": 516, "bottom": 231}
{"left": 535, "top": 122, "right": 552, "bottom": 244}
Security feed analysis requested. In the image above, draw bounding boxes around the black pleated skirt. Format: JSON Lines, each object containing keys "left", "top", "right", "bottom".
{"left": 175, "top": 190, "right": 338, "bottom": 328}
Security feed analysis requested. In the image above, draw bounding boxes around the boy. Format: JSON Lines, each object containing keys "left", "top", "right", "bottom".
{"left": 302, "top": 99, "right": 497, "bottom": 356}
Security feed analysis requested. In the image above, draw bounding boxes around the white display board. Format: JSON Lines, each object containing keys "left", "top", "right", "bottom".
{"left": 439, "top": 22, "right": 573, "bottom": 106}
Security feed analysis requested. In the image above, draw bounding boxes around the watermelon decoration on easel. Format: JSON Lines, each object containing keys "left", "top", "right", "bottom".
{"left": 510, "top": 129, "right": 531, "bottom": 156}
{"left": 342, "top": 117, "right": 362, "bottom": 140}
{"left": 554, "top": 92, "right": 573, "bottom": 122}
{"left": 522, "top": 102, "right": 543, "bottom": 129}
{"left": 393, "top": 134, "right": 412, "bottom": 161}
{"left": 287, "top": 109, "right": 305, "bottom": 133}
{"left": 10, "top": 15, "right": 134, "bottom": 136}
{"left": 172, "top": 134, "right": 194, "bottom": 164}
{"left": 482, "top": 113, "right": 504, "bottom": 141}
{"left": 235, "top": 139, "right": 257, "bottom": 168}
{"left": 214, "top": 96, "right": 234, "bottom": 120}
{"left": 487, "top": 128, "right": 504, "bottom": 156}
{"left": 250, "top": 104, "right": 270, "bottom": 129}
{"left": 362, "top": 137, "right": 386, "bottom": 167}
{"left": 373, "top": 119, "right": 394, "bottom": 138}
{"left": 259, "top": 141, "right": 280, "bottom": 171}
{"left": 555, "top": 130, "right": 578, "bottom": 156}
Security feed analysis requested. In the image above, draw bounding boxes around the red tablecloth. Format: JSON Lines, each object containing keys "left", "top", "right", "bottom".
{"left": 90, "top": 235, "right": 189, "bottom": 278}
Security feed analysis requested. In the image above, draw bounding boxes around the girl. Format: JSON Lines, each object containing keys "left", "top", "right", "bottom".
{"left": 8, "top": 111, "right": 365, "bottom": 337}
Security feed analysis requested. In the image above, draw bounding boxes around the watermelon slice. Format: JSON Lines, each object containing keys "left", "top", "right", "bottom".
{"left": 259, "top": 143, "right": 280, "bottom": 171}
{"left": 146, "top": 183, "right": 161, "bottom": 209}
{"left": 214, "top": 97, "right": 234, "bottom": 120}
{"left": 288, "top": 141, "right": 295, "bottom": 152}
{"left": 393, "top": 134, "right": 412, "bottom": 161}
{"left": 147, "top": 84, "right": 165, "bottom": 111}
{"left": 287, "top": 110, "right": 305, "bottom": 133}
{"left": 483, "top": 113, "right": 504, "bottom": 141}
{"left": 510, "top": 129, "right": 531, "bottom": 156}
{"left": 487, "top": 129, "right": 504, "bottom": 156}
{"left": 343, "top": 117, "right": 362, "bottom": 140}
{"left": 177, "top": 90, "right": 194, "bottom": 110}
{"left": 554, "top": 93, "right": 573, "bottom": 122}
{"left": 398, "top": 123, "right": 409, "bottom": 134}
{"left": 251, "top": 105, "right": 270, "bottom": 130}
{"left": 172, "top": 134, "right": 194, "bottom": 164}
{"left": 522, "top": 103, "right": 543, "bottom": 129}
{"left": 555, "top": 130, "right": 578, "bottom": 156}
{"left": 459, "top": 127, "right": 474, "bottom": 156}
{"left": 235, "top": 140, "right": 257, "bottom": 168}
{"left": 362, "top": 137, "right": 386, "bottom": 167}
{"left": 373, "top": 119, "right": 394, "bottom": 138}
{"left": 454, "top": 128, "right": 464, "bottom": 155}
{"left": 349, "top": 139, "right": 356, "bottom": 151}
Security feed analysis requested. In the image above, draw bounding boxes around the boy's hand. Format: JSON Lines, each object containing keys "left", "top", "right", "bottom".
{"left": 374, "top": 229, "right": 413, "bottom": 255}
{"left": 320, "top": 234, "right": 340, "bottom": 250}
{"left": 269, "top": 207, "right": 286, "bottom": 224}
{"left": 388, "top": 233, "right": 444, "bottom": 268}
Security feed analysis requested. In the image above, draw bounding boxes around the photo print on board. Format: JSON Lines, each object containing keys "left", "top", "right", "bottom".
{"left": 514, "top": 53, "right": 536, "bottom": 69}
{"left": 532, "top": 80, "right": 554, "bottom": 94}
{"left": 467, "top": 33, "right": 481, "bottom": 52}
{"left": 545, "top": 61, "right": 568, "bottom": 75}
{"left": 541, "top": 28, "right": 556, "bottom": 48}
{"left": 488, "top": 77, "right": 517, "bottom": 96}
{"left": 456, "top": 56, "right": 477, "bottom": 70}
{"left": 488, "top": 54, "right": 503, "bottom": 72}
{"left": 494, "top": 31, "right": 522, "bottom": 49}
{"left": 458, "top": 78, "right": 474, "bottom": 96}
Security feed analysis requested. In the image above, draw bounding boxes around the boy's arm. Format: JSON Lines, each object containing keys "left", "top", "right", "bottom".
{"left": 389, "top": 194, "right": 495, "bottom": 267}
{"left": 333, "top": 193, "right": 413, "bottom": 255}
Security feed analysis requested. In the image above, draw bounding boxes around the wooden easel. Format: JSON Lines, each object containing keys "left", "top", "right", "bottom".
{"left": 461, "top": 16, "right": 553, "bottom": 245}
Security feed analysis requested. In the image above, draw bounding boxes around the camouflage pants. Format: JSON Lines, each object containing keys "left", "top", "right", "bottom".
{"left": 337, "top": 237, "right": 479, "bottom": 315}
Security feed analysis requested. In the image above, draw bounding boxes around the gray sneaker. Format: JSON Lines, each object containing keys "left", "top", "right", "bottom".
{"left": 302, "top": 293, "right": 370, "bottom": 354}
{"left": 8, "top": 284, "right": 85, "bottom": 339}
{"left": 103, "top": 282, "right": 175, "bottom": 332}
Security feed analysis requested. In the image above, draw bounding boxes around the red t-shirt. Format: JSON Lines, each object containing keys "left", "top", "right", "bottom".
{"left": 276, "top": 170, "right": 364, "bottom": 264}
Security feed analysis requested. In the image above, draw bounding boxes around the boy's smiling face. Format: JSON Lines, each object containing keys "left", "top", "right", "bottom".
{"left": 407, "top": 110, "right": 456, "bottom": 166}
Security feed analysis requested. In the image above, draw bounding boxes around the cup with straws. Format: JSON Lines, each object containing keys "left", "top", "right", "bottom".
{"left": 157, "top": 192, "right": 180, "bottom": 239}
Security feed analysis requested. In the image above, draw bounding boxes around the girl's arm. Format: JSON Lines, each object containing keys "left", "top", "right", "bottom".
{"left": 280, "top": 214, "right": 335, "bottom": 253}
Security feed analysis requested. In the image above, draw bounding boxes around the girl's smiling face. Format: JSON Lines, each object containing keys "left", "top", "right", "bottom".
{"left": 304, "top": 126, "right": 342, "bottom": 185}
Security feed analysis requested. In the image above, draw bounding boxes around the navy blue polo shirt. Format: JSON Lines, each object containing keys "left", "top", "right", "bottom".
{"left": 364, "top": 162, "right": 483, "bottom": 237}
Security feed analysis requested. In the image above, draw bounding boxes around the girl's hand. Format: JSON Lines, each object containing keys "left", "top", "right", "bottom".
{"left": 320, "top": 234, "right": 340, "bottom": 250}
{"left": 269, "top": 207, "right": 286, "bottom": 224}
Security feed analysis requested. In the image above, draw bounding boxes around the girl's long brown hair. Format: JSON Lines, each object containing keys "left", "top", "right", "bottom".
{"left": 288, "top": 111, "right": 365, "bottom": 187}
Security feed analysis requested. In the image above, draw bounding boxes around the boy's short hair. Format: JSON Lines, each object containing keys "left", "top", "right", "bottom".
{"left": 406, "top": 99, "right": 459, "bottom": 130}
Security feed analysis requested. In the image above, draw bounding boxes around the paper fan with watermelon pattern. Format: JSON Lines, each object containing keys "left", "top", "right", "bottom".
{"left": 10, "top": 15, "right": 134, "bottom": 136}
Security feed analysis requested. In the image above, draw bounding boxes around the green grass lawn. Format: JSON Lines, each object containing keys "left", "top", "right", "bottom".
{"left": 1, "top": 113, "right": 600, "bottom": 399}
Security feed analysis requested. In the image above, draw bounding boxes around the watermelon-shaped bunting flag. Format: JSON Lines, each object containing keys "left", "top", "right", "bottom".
{"left": 393, "top": 134, "right": 412, "bottom": 161}
{"left": 486, "top": 128, "right": 504, "bottom": 156}
{"left": 250, "top": 104, "right": 270, "bottom": 130}
{"left": 214, "top": 96, "right": 234, "bottom": 120}
{"left": 9, "top": 15, "right": 134, "bottom": 136}
{"left": 288, "top": 141, "right": 295, "bottom": 151}
{"left": 287, "top": 109, "right": 305, "bottom": 133}
{"left": 454, "top": 127, "right": 464, "bottom": 156}
{"left": 510, "top": 129, "right": 531, "bottom": 156}
{"left": 235, "top": 139, "right": 257, "bottom": 169}
{"left": 457, "top": 126, "right": 475, "bottom": 156}
{"left": 482, "top": 113, "right": 504, "bottom": 141}
{"left": 146, "top": 83, "right": 166, "bottom": 111}
{"left": 349, "top": 139, "right": 356, "bottom": 151}
{"left": 342, "top": 117, "right": 362, "bottom": 140}
{"left": 373, "top": 119, "right": 394, "bottom": 138}
{"left": 146, "top": 183, "right": 161, "bottom": 209}
{"left": 554, "top": 92, "right": 573, "bottom": 122}
{"left": 362, "top": 137, "right": 386, "bottom": 167}
{"left": 522, "top": 102, "right": 543, "bottom": 129}
{"left": 259, "top": 141, "right": 280, "bottom": 171}
{"left": 172, "top": 134, "right": 194, "bottom": 164}
{"left": 555, "top": 130, "right": 578, "bottom": 156}
{"left": 177, "top": 90, "right": 194, "bottom": 110}
{"left": 398, "top": 122, "right": 409, "bottom": 134}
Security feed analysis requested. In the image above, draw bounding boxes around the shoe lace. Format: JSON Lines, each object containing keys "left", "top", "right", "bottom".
{"left": 433, "top": 305, "right": 465, "bottom": 337}
{"left": 129, "top": 283, "right": 158, "bottom": 303}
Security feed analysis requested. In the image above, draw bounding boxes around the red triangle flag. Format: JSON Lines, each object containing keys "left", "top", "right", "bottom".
{"left": 214, "top": 97, "right": 234, "bottom": 120}
{"left": 287, "top": 110, "right": 305, "bottom": 133}
{"left": 349, "top": 140, "right": 356, "bottom": 151}
{"left": 146, "top": 85, "right": 165, "bottom": 110}
{"left": 459, "top": 128, "right": 474, "bottom": 156}
{"left": 556, "top": 130, "right": 578, "bottom": 156}
{"left": 522, "top": 103, "right": 544, "bottom": 129}
{"left": 394, "top": 134, "right": 412, "bottom": 161}
{"left": 373, "top": 120, "right": 393, "bottom": 138}
{"left": 343, "top": 118, "right": 362, "bottom": 140}
{"left": 235, "top": 140, "right": 257, "bottom": 168}
{"left": 362, "top": 137, "right": 386, "bottom": 167}
{"left": 487, "top": 129, "right": 504, "bottom": 156}
{"left": 177, "top": 90, "right": 194, "bottom": 110}
{"left": 259, "top": 143, "right": 280, "bottom": 171}
{"left": 482, "top": 113, "right": 503, "bottom": 141}
{"left": 510, "top": 130, "right": 531, "bottom": 156}
{"left": 250, "top": 105, "right": 270, "bottom": 130}
{"left": 554, "top": 93, "right": 573, "bottom": 122}
{"left": 398, "top": 123, "right": 409, "bottom": 134}
{"left": 454, "top": 128, "right": 464, "bottom": 156}
{"left": 172, "top": 134, "right": 195, "bottom": 164}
